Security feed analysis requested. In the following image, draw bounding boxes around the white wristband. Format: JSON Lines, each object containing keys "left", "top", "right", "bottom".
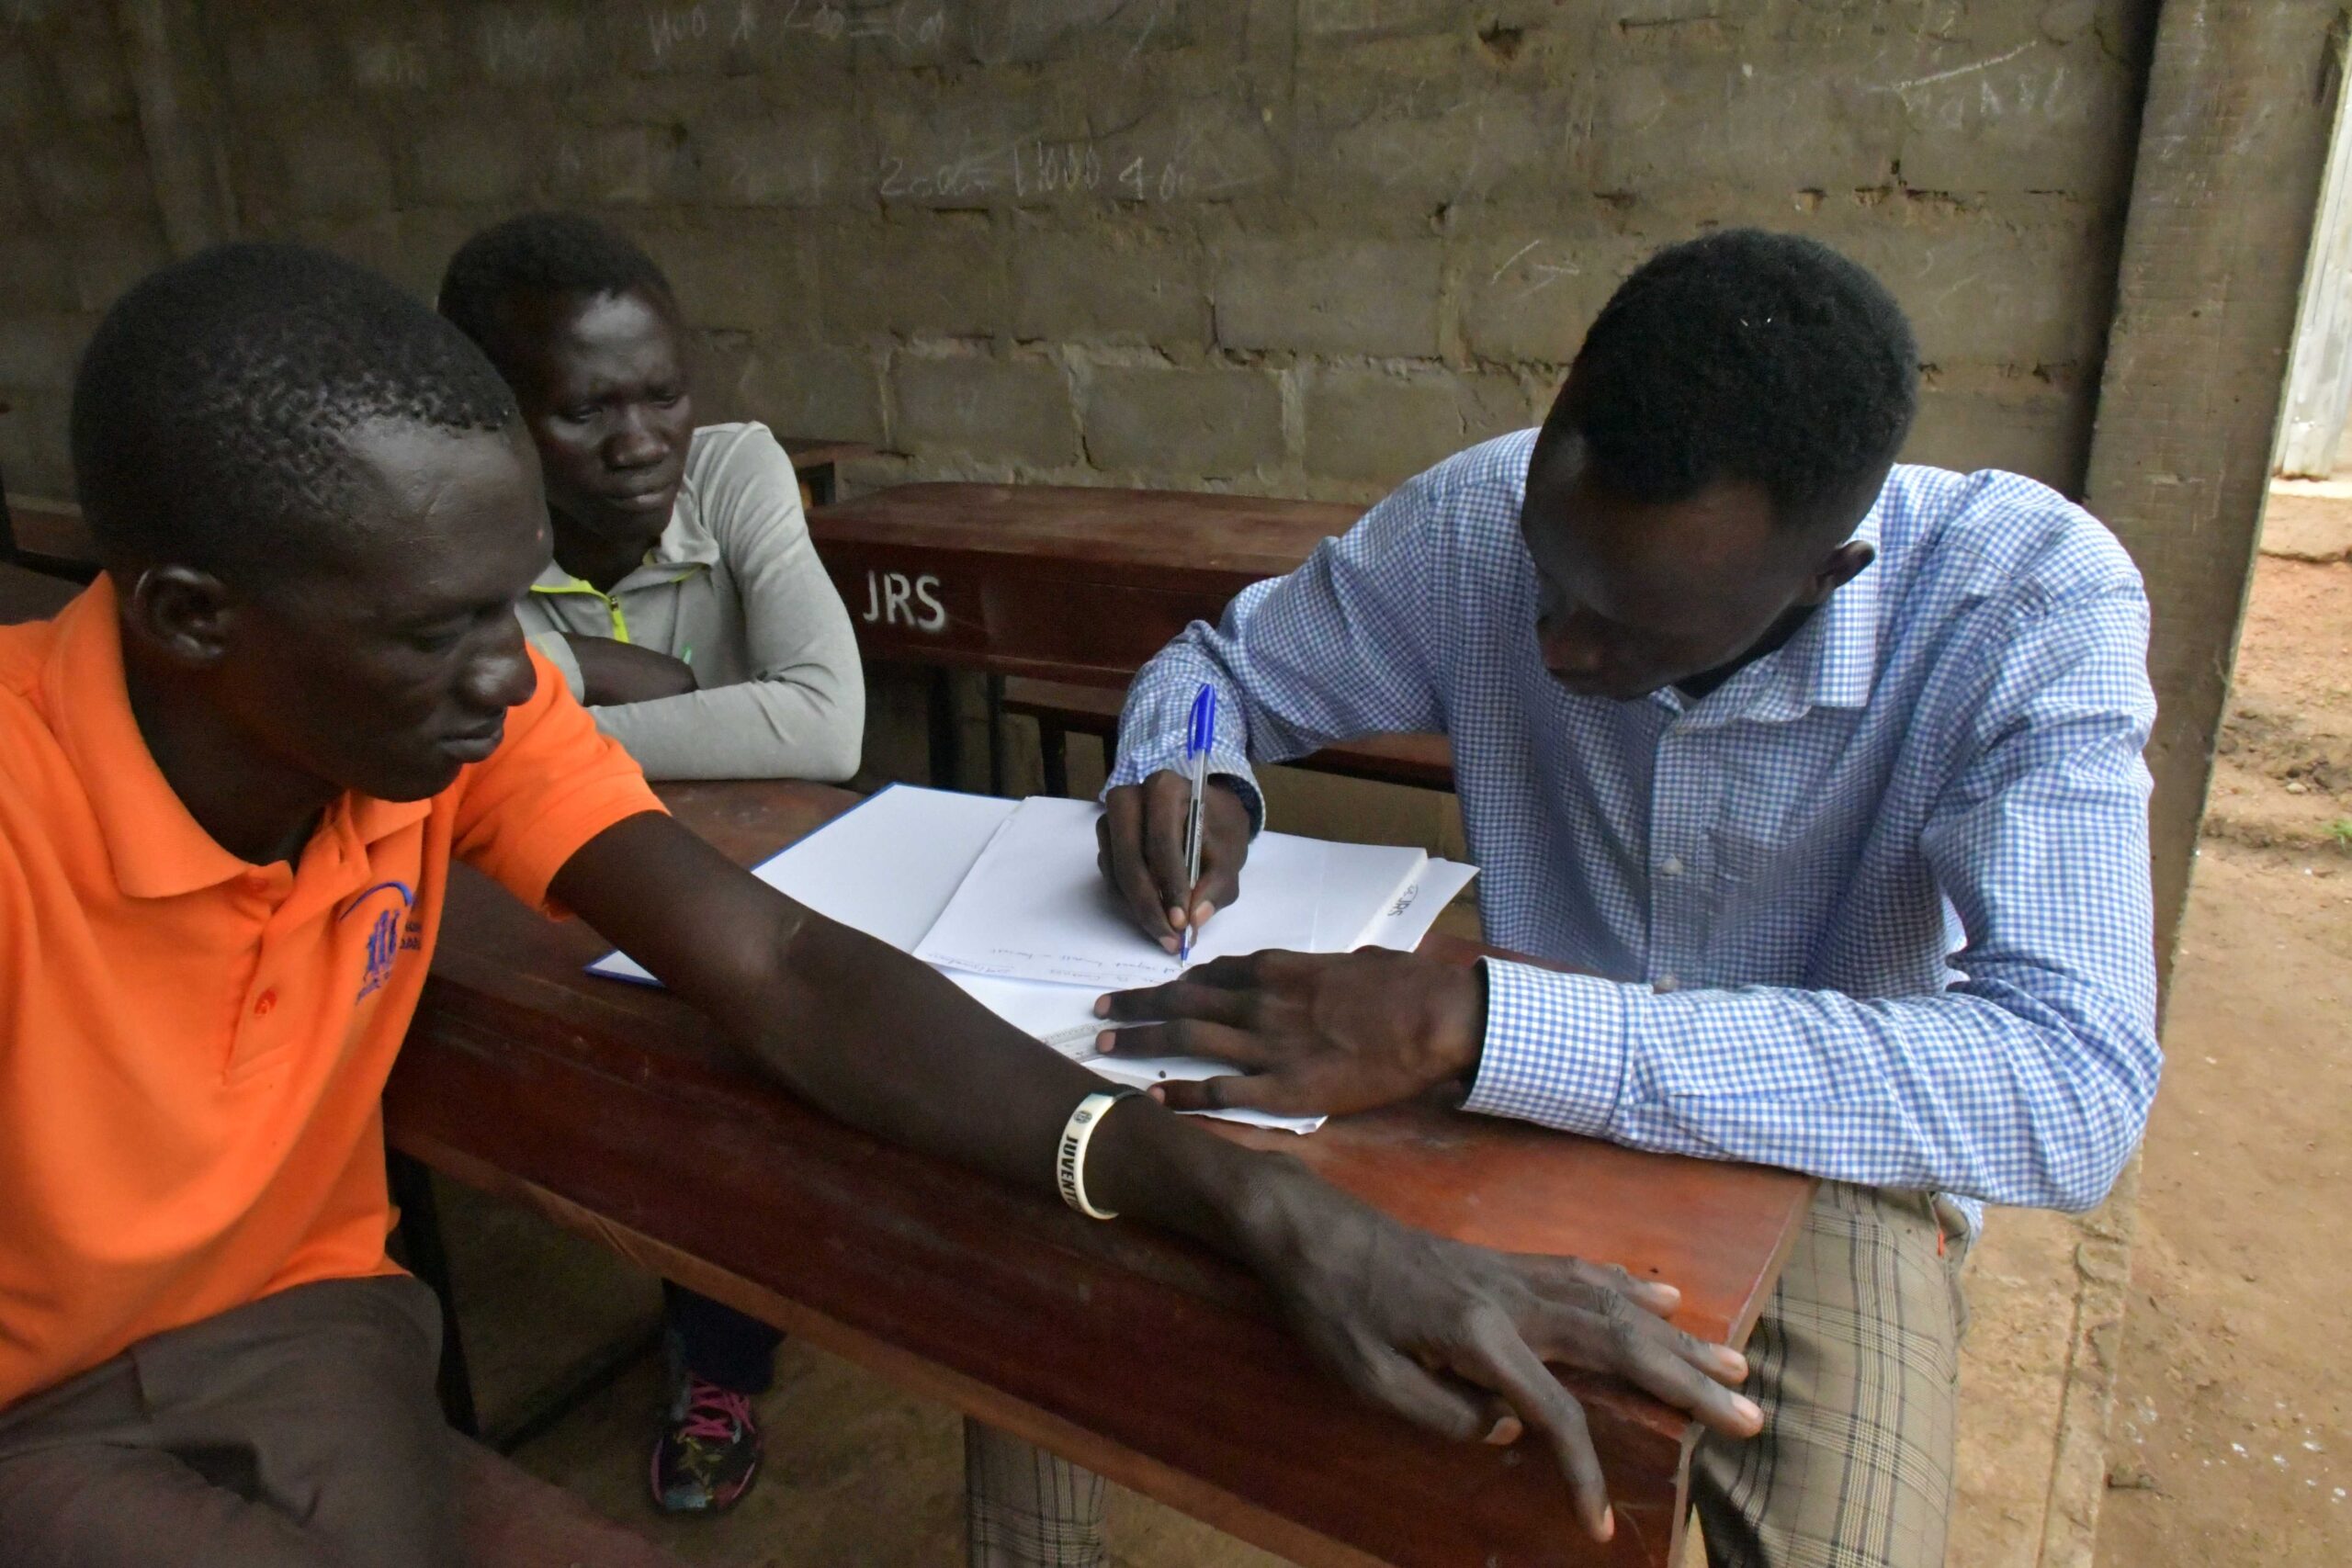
{"left": 1056, "top": 1089, "right": 1142, "bottom": 1220}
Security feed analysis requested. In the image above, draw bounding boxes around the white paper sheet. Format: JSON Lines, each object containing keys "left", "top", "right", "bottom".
{"left": 587, "top": 784, "right": 1013, "bottom": 983}
{"left": 944, "top": 973, "right": 1106, "bottom": 1054}
{"left": 585, "top": 785, "right": 1476, "bottom": 1138}
{"left": 1086, "top": 1054, "right": 1325, "bottom": 1134}
{"left": 945, "top": 973, "right": 1325, "bottom": 1135}
{"left": 1358, "top": 856, "right": 1482, "bottom": 951}
{"left": 912, "top": 795, "right": 1442, "bottom": 989}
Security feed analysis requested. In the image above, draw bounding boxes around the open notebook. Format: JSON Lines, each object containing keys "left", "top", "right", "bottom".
{"left": 587, "top": 785, "right": 1477, "bottom": 1134}
{"left": 912, "top": 795, "right": 1465, "bottom": 988}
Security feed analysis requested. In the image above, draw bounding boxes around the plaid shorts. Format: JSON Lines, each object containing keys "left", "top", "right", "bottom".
{"left": 1692, "top": 1181, "right": 1972, "bottom": 1568}
{"left": 965, "top": 1180, "right": 1969, "bottom": 1568}
{"left": 965, "top": 1417, "right": 1107, "bottom": 1568}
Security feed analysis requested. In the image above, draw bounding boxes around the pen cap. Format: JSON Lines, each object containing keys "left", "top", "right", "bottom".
{"left": 1186, "top": 685, "right": 1217, "bottom": 757}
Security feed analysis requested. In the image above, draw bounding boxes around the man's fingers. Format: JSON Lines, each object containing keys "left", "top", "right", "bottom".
{"left": 1194, "top": 832, "right": 1245, "bottom": 919}
{"left": 1096, "top": 973, "right": 1257, "bottom": 1026}
{"left": 1099, "top": 1021, "right": 1175, "bottom": 1056}
{"left": 1154, "top": 1067, "right": 1323, "bottom": 1116}
{"left": 1099, "top": 1013, "right": 1269, "bottom": 1065}
{"left": 1142, "top": 772, "right": 1199, "bottom": 931}
{"left": 1457, "top": 1315, "right": 1614, "bottom": 1540}
{"left": 1182, "top": 953, "right": 1263, "bottom": 990}
{"left": 1506, "top": 1257, "right": 1754, "bottom": 1387}
{"left": 1340, "top": 1343, "right": 1493, "bottom": 1447}
{"left": 1101, "top": 787, "right": 1178, "bottom": 945}
{"left": 1192, "top": 782, "right": 1252, "bottom": 921}
{"left": 1097, "top": 982, "right": 1173, "bottom": 1024}
{"left": 1537, "top": 1299, "right": 1763, "bottom": 1438}
{"left": 1098, "top": 1019, "right": 1275, "bottom": 1068}
{"left": 1679, "top": 1330, "right": 1752, "bottom": 1388}
{"left": 1505, "top": 1252, "right": 1752, "bottom": 1393}
{"left": 1508, "top": 1254, "right": 1683, "bottom": 1318}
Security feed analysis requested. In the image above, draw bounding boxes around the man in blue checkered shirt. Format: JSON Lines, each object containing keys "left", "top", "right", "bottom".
{"left": 1091, "top": 231, "right": 2160, "bottom": 1567}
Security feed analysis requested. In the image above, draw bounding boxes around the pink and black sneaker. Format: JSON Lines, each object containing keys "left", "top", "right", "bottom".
{"left": 650, "top": 1372, "right": 763, "bottom": 1516}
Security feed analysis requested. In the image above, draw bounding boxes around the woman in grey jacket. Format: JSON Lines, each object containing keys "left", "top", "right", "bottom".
{"left": 444, "top": 219, "right": 863, "bottom": 787}
{"left": 438, "top": 213, "right": 858, "bottom": 1517}
{"left": 444, "top": 214, "right": 1105, "bottom": 1568}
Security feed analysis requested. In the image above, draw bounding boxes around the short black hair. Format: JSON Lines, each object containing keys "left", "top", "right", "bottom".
{"left": 436, "top": 211, "right": 675, "bottom": 373}
{"left": 71, "top": 241, "right": 520, "bottom": 576}
{"left": 1544, "top": 229, "right": 1919, "bottom": 530}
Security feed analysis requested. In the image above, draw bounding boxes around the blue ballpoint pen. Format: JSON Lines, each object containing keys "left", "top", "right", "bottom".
{"left": 1180, "top": 683, "right": 1217, "bottom": 963}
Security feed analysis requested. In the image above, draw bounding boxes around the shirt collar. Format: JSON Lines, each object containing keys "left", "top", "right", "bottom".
{"left": 530, "top": 500, "right": 718, "bottom": 596}
{"left": 40, "top": 578, "right": 430, "bottom": 900}
{"left": 1677, "top": 506, "right": 1884, "bottom": 728}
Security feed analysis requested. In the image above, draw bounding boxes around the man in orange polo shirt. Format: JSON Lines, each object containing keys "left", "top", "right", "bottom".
{"left": 0, "top": 243, "right": 1759, "bottom": 1567}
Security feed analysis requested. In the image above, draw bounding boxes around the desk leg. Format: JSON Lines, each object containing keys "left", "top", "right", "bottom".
{"left": 927, "top": 669, "right": 960, "bottom": 788}
{"left": 387, "top": 1150, "right": 481, "bottom": 1437}
{"left": 1038, "top": 719, "right": 1070, "bottom": 797}
{"left": 986, "top": 674, "right": 1007, "bottom": 796}
{"left": 481, "top": 1320, "right": 665, "bottom": 1457}
{"left": 806, "top": 462, "right": 837, "bottom": 508}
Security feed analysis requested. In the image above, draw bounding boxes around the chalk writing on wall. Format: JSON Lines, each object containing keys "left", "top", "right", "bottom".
{"left": 644, "top": 0, "right": 946, "bottom": 62}
{"left": 478, "top": 9, "right": 591, "bottom": 79}
{"left": 876, "top": 124, "right": 1265, "bottom": 205}
{"left": 352, "top": 38, "right": 429, "bottom": 90}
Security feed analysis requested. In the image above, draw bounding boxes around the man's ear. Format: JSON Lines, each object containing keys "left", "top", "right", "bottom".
{"left": 124, "top": 564, "right": 238, "bottom": 668}
{"left": 1797, "top": 538, "right": 1876, "bottom": 606}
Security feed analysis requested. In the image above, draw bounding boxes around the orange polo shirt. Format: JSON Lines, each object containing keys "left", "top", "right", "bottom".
{"left": 0, "top": 580, "right": 664, "bottom": 1410}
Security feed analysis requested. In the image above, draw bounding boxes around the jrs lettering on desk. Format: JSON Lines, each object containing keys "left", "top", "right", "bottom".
{"left": 807, "top": 483, "right": 1361, "bottom": 685}
{"left": 858, "top": 568, "right": 949, "bottom": 633}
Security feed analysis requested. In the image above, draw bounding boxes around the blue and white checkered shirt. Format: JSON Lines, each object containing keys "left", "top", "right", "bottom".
{"left": 1109, "top": 431, "right": 2160, "bottom": 1233}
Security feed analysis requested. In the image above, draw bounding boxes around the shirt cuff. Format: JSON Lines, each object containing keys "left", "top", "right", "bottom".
{"left": 1102, "top": 743, "right": 1265, "bottom": 834}
{"left": 527, "top": 629, "right": 585, "bottom": 703}
{"left": 1211, "top": 759, "right": 1264, "bottom": 835}
{"left": 1461, "top": 959, "right": 1632, "bottom": 1137}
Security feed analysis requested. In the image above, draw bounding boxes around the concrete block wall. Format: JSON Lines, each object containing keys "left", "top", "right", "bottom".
{"left": 0, "top": 4, "right": 171, "bottom": 497}
{"left": 0, "top": 0, "right": 2154, "bottom": 506}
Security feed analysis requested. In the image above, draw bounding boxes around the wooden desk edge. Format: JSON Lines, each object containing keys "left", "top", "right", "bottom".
{"left": 780, "top": 437, "right": 884, "bottom": 471}
{"left": 396, "top": 780, "right": 1815, "bottom": 1566}
{"left": 400, "top": 1132, "right": 1391, "bottom": 1568}
{"left": 1731, "top": 1176, "right": 1815, "bottom": 1346}
{"left": 0, "top": 563, "right": 81, "bottom": 622}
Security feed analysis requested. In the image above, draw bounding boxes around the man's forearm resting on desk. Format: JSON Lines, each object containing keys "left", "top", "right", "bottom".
{"left": 1464, "top": 961, "right": 2155, "bottom": 1213}
{"left": 587, "top": 650, "right": 865, "bottom": 784}
{"left": 549, "top": 809, "right": 1763, "bottom": 1540}
{"left": 1102, "top": 946, "right": 2154, "bottom": 1213}
{"left": 556, "top": 633, "right": 698, "bottom": 705}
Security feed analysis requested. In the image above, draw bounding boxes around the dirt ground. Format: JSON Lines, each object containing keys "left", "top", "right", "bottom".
{"left": 2091, "top": 545, "right": 2352, "bottom": 1565}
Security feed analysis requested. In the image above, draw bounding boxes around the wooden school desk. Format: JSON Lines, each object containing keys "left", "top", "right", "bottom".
{"left": 804, "top": 482, "right": 1454, "bottom": 794}
{"left": 387, "top": 780, "right": 1815, "bottom": 1568}
{"left": 779, "top": 435, "right": 873, "bottom": 509}
{"left": 2, "top": 495, "right": 99, "bottom": 583}
{"left": 0, "top": 560, "right": 79, "bottom": 622}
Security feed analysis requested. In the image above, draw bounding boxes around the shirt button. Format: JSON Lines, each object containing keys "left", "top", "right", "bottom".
{"left": 1654, "top": 973, "right": 1680, "bottom": 994}
{"left": 1660, "top": 856, "right": 1684, "bottom": 877}
{"left": 254, "top": 989, "right": 279, "bottom": 1017}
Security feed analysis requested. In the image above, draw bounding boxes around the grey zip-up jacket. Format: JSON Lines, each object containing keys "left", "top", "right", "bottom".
{"left": 515, "top": 421, "right": 864, "bottom": 783}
